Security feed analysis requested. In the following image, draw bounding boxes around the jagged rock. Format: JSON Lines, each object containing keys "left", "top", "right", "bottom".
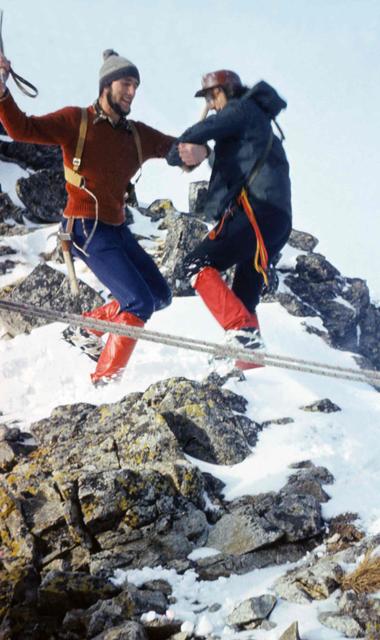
{"left": 208, "top": 483, "right": 324, "bottom": 556}
{"left": 142, "top": 377, "right": 253, "bottom": 465}
{"left": 280, "top": 250, "right": 380, "bottom": 375}
{"left": 282, "top": 462, "right": 334, "bottom": 503}
{"left": 318, "top": 612, "right": 363, "bottom": 637}
{"left": 0, "top": 221, "right": 30, "bottom": 236}
{"left": 275, "top": 556, "right": 344, "bottom": 602}
{"left": 141, "top": 616, "right": 183, "bottom": 640}
{"left": 0, "top": 244, "right": 17, "bottom": 256}
{"left": 0, "top": 258, "right": 18, "bottom": 275}
{"left": 194, "top": 539, "right": 318, "bottom": 581}
{"left": 295, "top": 253, "right": 341, "bottom": 283}
{"left": 1, "top": 392, "right": 209, "bottom": 582}
{"left": 0, "top": 140, "right": 63, "bottom": 171}
{"left": 160, "top": 213, "right": 208, "bottom": 296}
{"left": 0, "top": 262, "right": 104, "bottom": 336}
{"left": 337, "top": 590, "right": 380, "bottom": 631}
{"left": 288, "top": 229, "right": 319, "bottom": 252}
{"left": 0, "top": 440, "right": 16, "bottom": 470}
{"left": 188, "top": 181, "right": 212, "bottom": 220}
{"left": 38, "top": 570, "right": 121, "bottom": 614}
{"left": 93, "top": 622, "right": 148, "bottom": 640}
{"left": 358, "top": 304, "right": 380, "bottom": 372}
{"left": 300, "top": 398, "right": 341, "bottom": 413}
{"left": 276, "top": 292, "right": 317, "bottom": 317}
{"left": 261, "top": 417, "right": 294, "bottom": 428}
{"left": 278, "top": 621, "right": 302, "bottom": 639}
{"left": 85, "top": 587, "right": 168, "bottom": 638}
{"left": 145, "top": 199, "right": 177, "bottom": 222}
{"left": 226, "top": 594, "right": 276, "bottom": 627}
{"left": 207, "top": 501, "right": 283, "bottom": 555}
{"left": 326, "top": 513, "right": 364, "bottom": 552}
{"left": 16, "top": 168, "right": 66, "bottom": 222}
{"left": 0, "top": 190, "right": 25, "bottom": 224}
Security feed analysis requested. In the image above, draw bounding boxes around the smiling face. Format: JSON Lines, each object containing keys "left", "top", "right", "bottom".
{"left": 109, "top": 77, "right": 139, "bottom": 112}
{"left": 100, "top": 76, "right": 139, "bottom": 120}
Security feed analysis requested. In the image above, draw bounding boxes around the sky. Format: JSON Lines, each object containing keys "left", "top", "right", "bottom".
{"left": 0, "top": 0, "right": 379, "bottom": 296}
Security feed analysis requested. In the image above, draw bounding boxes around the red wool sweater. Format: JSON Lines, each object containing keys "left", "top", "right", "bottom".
{"left": 0, "top": 92, "right": 175, "bottom": 224}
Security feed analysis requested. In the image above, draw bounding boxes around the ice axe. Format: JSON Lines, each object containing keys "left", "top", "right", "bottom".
{"left": 0, "top": 9, "right": 38, "bottom": 97}
{"left": 58, "top": 222, "right": 80, "bottom": 297}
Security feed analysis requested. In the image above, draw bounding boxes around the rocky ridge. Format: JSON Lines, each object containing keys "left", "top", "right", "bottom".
{"left": 1, "top": 142, "right": 380, "bottom": 638}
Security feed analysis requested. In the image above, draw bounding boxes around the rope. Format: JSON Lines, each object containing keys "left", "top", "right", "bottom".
{"left": 1, "top": 298, "right": 380, "bottom": 386}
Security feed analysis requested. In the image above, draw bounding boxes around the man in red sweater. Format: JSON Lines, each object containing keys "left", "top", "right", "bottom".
{"left": 0, "top": 49, "right": 177, "bottom": 384}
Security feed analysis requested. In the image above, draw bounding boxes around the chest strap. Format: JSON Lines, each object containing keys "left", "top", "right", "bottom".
{"left": 64, "top": 107, "right": 88, "bottom": 188}
{"left": 64, "top": 109, "right": 143, "bottom": 188}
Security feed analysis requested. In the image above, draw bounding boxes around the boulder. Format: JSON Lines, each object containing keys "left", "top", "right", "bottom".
{"left": 142, "top": 377, "right": 254, "bottom": 465}
{"left": 16, "top": 169, "right": 66, "bottom": 223}
{"left": 0, "top": 262, "right": 104, "bottom": 336}
{"left": 226, "top": 594, "right": 276, "bottom": 627}
{"left": 160, "top": 213, "right": 208, "bottom": 296}
{"left": 0, "top": 140, "right": 62, "bottom": 171}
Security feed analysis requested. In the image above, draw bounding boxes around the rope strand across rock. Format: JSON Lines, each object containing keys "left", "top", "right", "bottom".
{"left": 1, "top": 298, "right": 380, "bottom": 386}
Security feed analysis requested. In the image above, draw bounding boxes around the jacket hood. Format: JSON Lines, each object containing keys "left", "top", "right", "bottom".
{"left": 246, "top": 81, "right": 287, "bottom": 118}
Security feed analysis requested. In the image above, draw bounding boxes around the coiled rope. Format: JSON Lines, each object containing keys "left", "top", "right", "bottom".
{"left": 1, "top": 298, "right": 380, "bottom": 386}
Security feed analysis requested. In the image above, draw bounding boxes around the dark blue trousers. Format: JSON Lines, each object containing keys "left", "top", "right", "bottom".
{"left": 69, "top": 219, "right": 172, "bottom": 322}
{"left": 183, "top": 199, "right": 291, "bottom": 313}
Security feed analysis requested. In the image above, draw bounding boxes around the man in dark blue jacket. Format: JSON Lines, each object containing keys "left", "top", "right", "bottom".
{"left": 167, "top": 70, "right": 292, "bottom": 368}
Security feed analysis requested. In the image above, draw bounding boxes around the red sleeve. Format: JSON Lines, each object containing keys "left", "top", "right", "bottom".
{"left": 0, "top": 91, "right": 78, "bottom": 147}
{"left": 134, "top": 121, "right": 176, "bottom": 161}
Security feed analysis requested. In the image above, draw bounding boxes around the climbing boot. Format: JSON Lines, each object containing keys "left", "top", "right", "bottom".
{"left": 91, "top": 310, "right": 144, "bottom": 384}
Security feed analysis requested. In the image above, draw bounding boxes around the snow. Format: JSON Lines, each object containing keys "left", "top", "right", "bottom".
{"left": 1, "top": 2, "right": 380, "bottom": 636}
{"left": 1, "top": 211, "right": 380, "bottom": 637}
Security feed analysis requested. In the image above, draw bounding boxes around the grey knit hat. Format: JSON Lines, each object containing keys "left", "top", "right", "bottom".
{"left": 99, "top": 49, "right": 140, "bottom": 93}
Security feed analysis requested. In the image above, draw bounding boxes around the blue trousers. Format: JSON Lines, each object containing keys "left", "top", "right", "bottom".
{"left": 69, "top": 219, "right": 172, "bottom": 322}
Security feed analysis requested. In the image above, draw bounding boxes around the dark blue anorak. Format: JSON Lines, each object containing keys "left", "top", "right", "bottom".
{"left": 167, "top": 81, "right": 291, "bottom": 221}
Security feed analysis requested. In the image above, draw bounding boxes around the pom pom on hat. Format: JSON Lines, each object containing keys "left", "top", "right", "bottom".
{"left": 99, "top": 49, "right": 140, "bottom": 92}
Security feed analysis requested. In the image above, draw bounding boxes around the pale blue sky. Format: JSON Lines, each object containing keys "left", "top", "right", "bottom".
{"left": 1, "top": 0, "right": 379, "bottom": 295}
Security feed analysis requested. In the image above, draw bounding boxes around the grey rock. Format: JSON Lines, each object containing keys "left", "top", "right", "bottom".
{"left": 300, "top": 398, "right": 341, "bottom": 413}
{"left": 160, "top": 213, "right": 208, "bottom": 296}
{"left": 226, "top": 594, "right": 276, "bottom": 626}
{"left": 278, "top": 621, "right": 302, "bottom": 639}
{"left": 38, "top": 569, "right": 122, "bottom": 614}
{"left": 295, "top": 253, "right": 341, "bottom": 283}
{"left": 189, "top": 180, "right": 212, "bottom": 220}
{"left": 276, "top": 292, "right": 317, "bottom": 317}
{"left": 0, "top": 139, "right": 63, "bottom": 171}
{"left": 0, "top": 190, "right": 25, "bottom": 224}
{"left": 92, "top": 621, "right": 149, "bottom": 640}
{"left": 318, "top": 612, "right": 363, "bottom": 637}
{"left": 142, "top": 617, "right": 183, "bottom": 640}
{"left": 207, "top": 504, "right": 283, "bottom": 555}
{"left": 194, "top": 539, "right": 318, "bottom": 580}
{"left": 0, "top": 244, "right": 17, "bottom": 256}
{"left": 142, "top": 377, "right": 252, "bottom": 465}
{"left": 282, "top": 463, "right": 334, "bottom": 503}
{"left": 0, "top": 257, "right": 18, "bottom": 275}
{"left": 0, "top": 440, "right": 16, "bottom": 470}
{"left": 275, "top": 557, "right": 344, "bottom": 602}
{"left": 16, "top": 168, "right": 66, "bottom": 223}
{"left": 264, "top": 492, "right": 324, "bottom": 542}
{"left": 337, "top": 590, "right": 380, "bottom": 630}
{"left": 147, "top": 198, "right": 177, "bottom": 221}
{"left": 0, "top": 262, "right": 104, "bottom": 336}
{"left": 288, "top": 229, "right": 319, "bottom": 252}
